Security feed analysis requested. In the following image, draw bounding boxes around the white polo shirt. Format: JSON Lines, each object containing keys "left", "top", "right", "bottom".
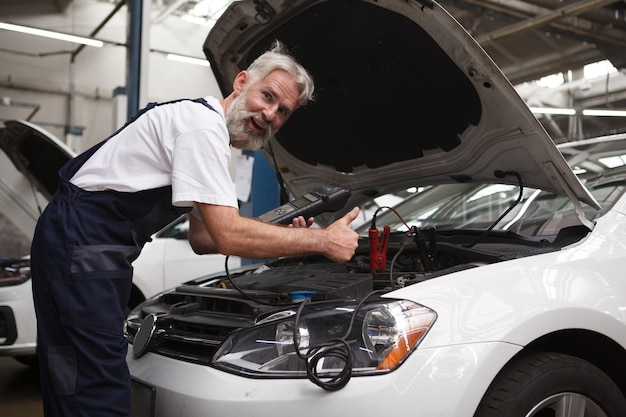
{"left": 70, "top": 96, "right": 238, "bottom": 212}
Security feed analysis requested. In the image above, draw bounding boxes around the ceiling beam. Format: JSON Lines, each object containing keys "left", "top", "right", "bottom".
{"left": 0, "top": 0, "right": 72, "bottom": 14}
{"left": 475, "top": 0, "right": 624, "bottom": 46}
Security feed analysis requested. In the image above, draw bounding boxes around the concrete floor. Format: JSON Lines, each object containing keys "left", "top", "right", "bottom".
{"left": 0, "top": 356, "right": 43, "bottom": 417}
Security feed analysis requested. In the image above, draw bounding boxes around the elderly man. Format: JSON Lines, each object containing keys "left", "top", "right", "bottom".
{"left": 31, "top": 41, "right": 359, "bottom": 417}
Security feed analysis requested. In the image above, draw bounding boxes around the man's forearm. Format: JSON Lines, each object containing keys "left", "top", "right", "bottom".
{"left": 195, "top": 202, "right": 359, "bottom": 263}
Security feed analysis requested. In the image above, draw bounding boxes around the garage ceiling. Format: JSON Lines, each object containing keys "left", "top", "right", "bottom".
{"left": 2, "top": 0, "right": 626, "bottom": 139}
{"left": 4, "top": 0, "right": 625, "bottom": 81}
{"left": 440, "top": 0, "right": 626, "bottom": 83}
{"left": 0, "top": 0, "right": 72, "bottom": 15}
{"left": 437, "top": 0, "right": 626, "bottom": 140}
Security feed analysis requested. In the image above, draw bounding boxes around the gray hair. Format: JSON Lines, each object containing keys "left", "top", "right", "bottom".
{"left": 246, "top": 40, "right": 314, "bottom": 106}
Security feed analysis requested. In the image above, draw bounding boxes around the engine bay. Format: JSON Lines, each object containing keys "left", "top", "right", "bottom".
{"left": 197, "top": 225, "right": 590, "bottom": 305}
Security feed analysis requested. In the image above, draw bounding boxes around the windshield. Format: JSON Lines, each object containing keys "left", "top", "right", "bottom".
{"left": 356, "top": 178, "right": 625, "bottom": 238}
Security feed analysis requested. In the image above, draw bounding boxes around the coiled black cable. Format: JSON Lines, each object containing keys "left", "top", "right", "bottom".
{"left": 292, "top": 299, "right": 353, "bottom": 391}
{"left": 291, "top": 290, "right": 386, "bottom": 391}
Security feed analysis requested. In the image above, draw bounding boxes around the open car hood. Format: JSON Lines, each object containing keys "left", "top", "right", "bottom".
{"left": 0, "top": 120, "right": 74, "bottom": 237}
{"left": 203, "top": 0, "right": 599, "bottom": 217}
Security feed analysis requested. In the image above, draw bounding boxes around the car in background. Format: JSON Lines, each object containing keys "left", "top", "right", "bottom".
{"left": 0, "top": 120, "right": 239, "bottom": 366}
{"left": 124, "top": 1, "right": 626, "bottom": 417}
{"left": 0, "top": 256, "right": 35, "bottom": 366}
{"left": 129, "top": 215, "right": 240, "bottom": 311}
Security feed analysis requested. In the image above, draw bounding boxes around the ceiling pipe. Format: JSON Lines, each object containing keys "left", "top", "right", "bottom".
{"left": 476, "top": 0, "right": 624, "bottom": 46}
{"left": 152, "top": 0, "right": 193, "bottom": 24}
{"left": 71, "top": 0, "right": 126, "bottom": 62}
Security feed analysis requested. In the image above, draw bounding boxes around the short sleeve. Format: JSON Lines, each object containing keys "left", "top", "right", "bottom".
{"left": 170, "top": 105, "right": 238, "bottom": 209}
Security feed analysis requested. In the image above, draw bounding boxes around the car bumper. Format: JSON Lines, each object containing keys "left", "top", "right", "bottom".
{"left": 0, "top": 280, "right": 37, "bottom": 356}
{"left": 127, "top": 341, "right": 521, "bottom": 417}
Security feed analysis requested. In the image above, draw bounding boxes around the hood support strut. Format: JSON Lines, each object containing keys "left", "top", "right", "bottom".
{"left": 547, "top": 162, "right": 597, "bottom": 230}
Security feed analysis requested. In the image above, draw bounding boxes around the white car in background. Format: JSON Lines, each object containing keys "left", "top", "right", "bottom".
{"left": 0, "top": 120, "right": 239, "bottom": 366}
{"left": 124, "top": 1, "right": 626, "bottom": 417}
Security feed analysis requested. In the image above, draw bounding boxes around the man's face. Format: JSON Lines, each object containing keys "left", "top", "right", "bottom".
{"left": 227, "top": 69, "right": 300, "bottom": 150}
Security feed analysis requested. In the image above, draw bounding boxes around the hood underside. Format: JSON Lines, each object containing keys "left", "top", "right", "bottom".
{"left": 0, "top": 120, "right": 74, "bottom": 237}
{"left": 204, "top": 0, "right": 598, "bottom": 213}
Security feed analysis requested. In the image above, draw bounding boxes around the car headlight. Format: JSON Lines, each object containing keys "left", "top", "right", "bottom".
{"left": 213, "top": 298, "right": 436, "bottom": 383}
{"left": 0, "top": 262, "right": 31, "bottom": 287}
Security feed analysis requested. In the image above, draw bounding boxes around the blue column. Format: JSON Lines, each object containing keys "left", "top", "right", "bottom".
{"left": 126, "top": 0, "right": 143, "bottom": 120}
{"left": 239, "top": 150, "right": 280, "bottom": 265}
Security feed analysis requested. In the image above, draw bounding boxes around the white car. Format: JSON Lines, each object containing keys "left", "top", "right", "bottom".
{"left": 0, "top": 120, "right": 239, "bottom": 365}
{"left": 128, "top": 215, "right": 239, "bottom": 310}
{"left": 125, "top": 1, "right": 626, "bottom": 416}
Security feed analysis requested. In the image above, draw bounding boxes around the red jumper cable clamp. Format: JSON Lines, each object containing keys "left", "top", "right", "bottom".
{"left": 369, "top": 225, "right": 390, "bottom": 274}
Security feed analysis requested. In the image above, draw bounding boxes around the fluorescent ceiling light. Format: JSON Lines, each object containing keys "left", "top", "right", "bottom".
{"left": 166, "top": 53, "right": 210, "bottom": 67}
{"left": 583, "top": 109, "right": 626, "bottom": 117}
{"left": 529, "top": 107, "right": 576, "bottom": 115}
{"left": 530, "top": 107, "right": 626, "bottom": 117}
{"left": 599, "top": 155, "right": 626, "bottom": 168}
{"left": 0, "top": 22, "right": 103, "bottom": 47}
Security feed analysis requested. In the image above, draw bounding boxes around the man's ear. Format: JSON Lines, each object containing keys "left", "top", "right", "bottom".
{"left": 232, "top": 71, "right": 248, "bottom": 95}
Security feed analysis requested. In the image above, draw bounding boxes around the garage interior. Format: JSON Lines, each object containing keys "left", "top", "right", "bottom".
{"left": 1, "top": 1, "right": 625, "bottom": 416}
{"left": 1, "top": 0, "right": 625, "bottom": 143}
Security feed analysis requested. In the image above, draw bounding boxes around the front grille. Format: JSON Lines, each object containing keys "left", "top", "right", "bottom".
{"left": 153, "top": 338, "right": 220, "bottom": 365}
{"left": 161, "top": 290, "right": 258, "bottom": 316}
{"left": 127, "top": 265, "right": 374, "bottom": 365}
{"left": 127, "top": 286, "right": 280, "bottom": 365}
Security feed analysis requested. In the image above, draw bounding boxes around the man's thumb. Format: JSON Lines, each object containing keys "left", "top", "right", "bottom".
{"left": 342, "top": 207, "right": 360, "bottom": 225}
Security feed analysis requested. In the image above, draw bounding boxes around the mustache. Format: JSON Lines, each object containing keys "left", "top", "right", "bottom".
{"left": 242, "top": 110, "right": 276, "bottom": 140}
{"left": 227, "top": 110, "right": 275, "bottom": 150}
{"left": 252, "top": 115, "right": 269, "bottom": 131}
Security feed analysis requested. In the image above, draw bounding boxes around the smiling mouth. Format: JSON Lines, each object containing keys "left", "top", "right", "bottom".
{"left": 249, "top": 117, "right": 267, "bottom": 134}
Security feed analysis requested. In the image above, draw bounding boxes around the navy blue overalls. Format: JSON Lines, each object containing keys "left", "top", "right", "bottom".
{"left": 30, "top": 98, "right": 216, "bottom": 416}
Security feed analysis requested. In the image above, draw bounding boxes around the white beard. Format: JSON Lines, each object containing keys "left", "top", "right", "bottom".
{"left": 226, "top": 91, "right": 274, "bottom": 150}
